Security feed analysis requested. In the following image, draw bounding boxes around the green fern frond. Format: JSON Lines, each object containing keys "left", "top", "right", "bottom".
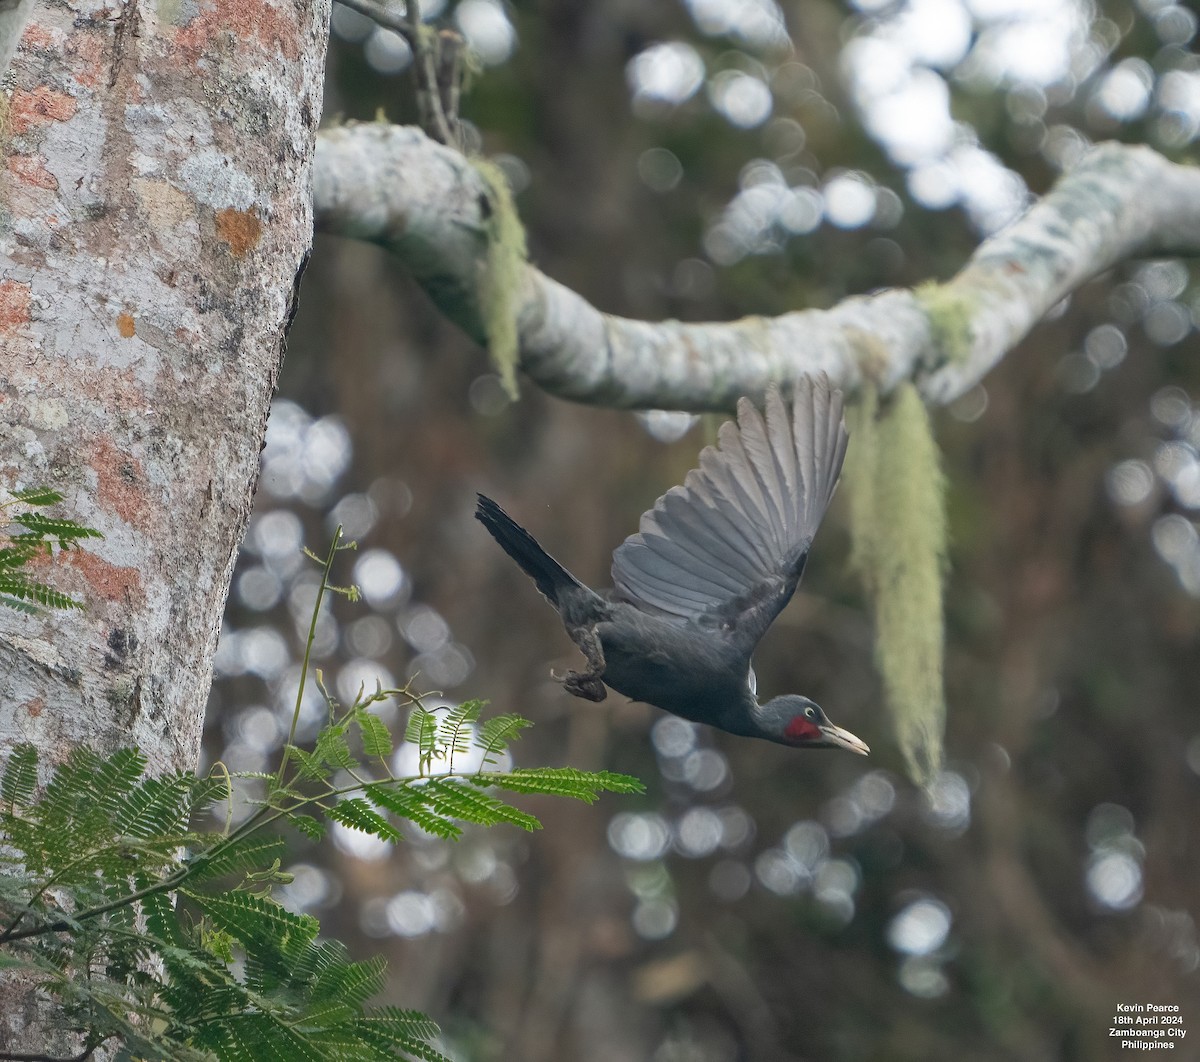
{"left": 186, "top": 836, "right": 288, "bottom": 884}
{"left": 436, "top": 700, "right": 482, "bottom": 769}
{"left": 364, "top": 783, "right": 462, "bottom": 841}
{"left": 1, "top": 744, "right": 39, "bottom": 807}
{"left": 475, "top": 713, "right": 531, "bottom": 760}
{"left": 187, "top": 890, "right": 318, "bottom": 956}
{"left": 404, "top": 709, "right": 438, "bottom": 774}
{"left": 12, "top": 513, "right": 104, "bottom": 542}
{"left": 288, "top": 745, "right": 333, "bottom": 784}
{"left": 350, "top": 1013, "right": 452, "bottom": 1062}
{"left": 0, "top": 578, "right": 82, "bottom": 610}
{"left": 1, "top": 485, "right": 100, "bottom": 613}
{"left": 314, "top": 725, "right": 356, "bottom": 772}
{"left": 307, "top": 947, "right": 387, "bottom": 1009}
{"left": 328, "top": 797, "right": 403, "bottom": 843}
{"left": 354, "top": 708, "right": 393, "bottom": 760}
{"left": 5, "top": 487, "right": 64, "bottom": 506}
{"left": 286, "top": 813, "right": 327, "bottom": 841}
{"left": 0, "top": 594, "right": 38, "bottom": 614}
{"left": 107, "top": 773, "right": 200, "bottom": 841}
{"left": 424, "top": 778, "right": 540, "bottom": 832}
{"left": 482, "top": 767, "right": 645, "bottom": 802}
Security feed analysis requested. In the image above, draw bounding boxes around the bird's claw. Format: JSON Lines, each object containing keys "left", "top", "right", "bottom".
{"left": 553, "top": 668, "right": 607, "bottom": 702}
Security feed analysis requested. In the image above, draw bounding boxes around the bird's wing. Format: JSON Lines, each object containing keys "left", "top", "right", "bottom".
{"left": 610, "top": 375, "right": 848, "bottom": 652}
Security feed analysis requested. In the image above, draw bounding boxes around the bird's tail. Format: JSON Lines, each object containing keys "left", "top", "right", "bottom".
{"left": 475, "top": 494, "right": 585, "bottom": 606}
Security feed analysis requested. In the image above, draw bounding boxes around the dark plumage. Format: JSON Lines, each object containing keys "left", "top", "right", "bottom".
{"left": 475, "top": 375, "right": 868, "bottom": 754}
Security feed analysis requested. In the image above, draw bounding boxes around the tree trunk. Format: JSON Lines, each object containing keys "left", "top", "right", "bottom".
{"left": 0, "top": 0, "right": 330, "bottom": 1048}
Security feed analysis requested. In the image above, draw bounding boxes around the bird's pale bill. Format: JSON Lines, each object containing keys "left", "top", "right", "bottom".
{"left": 821, "top": 723, "right": 871, "bottom": 756}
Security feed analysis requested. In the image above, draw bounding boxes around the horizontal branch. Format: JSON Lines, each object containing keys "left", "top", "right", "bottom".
{"left": 313, "top": 123, "right": 1200, "bottom": 410}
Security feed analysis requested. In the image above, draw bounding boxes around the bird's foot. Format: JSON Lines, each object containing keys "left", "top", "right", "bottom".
{"left": 551, "top": 668, "right": 607, "bottom": 702}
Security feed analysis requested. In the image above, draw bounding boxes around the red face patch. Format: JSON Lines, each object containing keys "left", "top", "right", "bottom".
{"left": 784, "top": 716, "right": 822, "bottom": 744}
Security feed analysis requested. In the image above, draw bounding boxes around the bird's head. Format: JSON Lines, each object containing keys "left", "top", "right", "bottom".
{"left": 758, "top": 695, "right": 870, "bottom": 755}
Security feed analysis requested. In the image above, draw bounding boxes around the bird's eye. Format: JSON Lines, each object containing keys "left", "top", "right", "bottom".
{"left": 805, "top": 706, "right": 817, "bottom": 719}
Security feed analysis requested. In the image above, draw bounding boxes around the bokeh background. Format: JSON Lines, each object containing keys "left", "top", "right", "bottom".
{"left": 205, "top": 1, "right": 1200, "bottom": 1058}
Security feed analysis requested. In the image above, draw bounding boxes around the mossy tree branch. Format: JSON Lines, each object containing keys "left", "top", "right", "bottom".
{"left": 314, "top": 126, "right": 1200, "bottom": 410}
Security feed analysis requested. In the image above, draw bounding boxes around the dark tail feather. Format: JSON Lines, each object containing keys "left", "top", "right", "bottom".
{"left": 475, "top": 494, "right": 584, "bottom": 606}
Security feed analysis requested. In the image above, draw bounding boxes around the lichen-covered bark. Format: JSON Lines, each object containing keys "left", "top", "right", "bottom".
{"left": 315, "top": 126, "right": 1200, "bottom": 411}
{"left": 0, "top": 0, "right": 330, "bottom": 1046}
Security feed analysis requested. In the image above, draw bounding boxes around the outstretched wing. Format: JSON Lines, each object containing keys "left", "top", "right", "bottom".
{"left": 610, "top": 375, "right": 848, "bottom": 653}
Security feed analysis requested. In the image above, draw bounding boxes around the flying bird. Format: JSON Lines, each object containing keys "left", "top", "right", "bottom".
{"left": 475, "top": 375, "right": 868, "bottom": 754}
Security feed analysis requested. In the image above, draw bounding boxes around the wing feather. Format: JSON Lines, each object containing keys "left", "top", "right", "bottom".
{"left": 612, "top": 375, "right": 849, "bottom": 650}
{"left": 640, "top": 530, "right": 749, "bottom": 594}
{"left": 660, "top": 486, "right": 762, "bottom": 584}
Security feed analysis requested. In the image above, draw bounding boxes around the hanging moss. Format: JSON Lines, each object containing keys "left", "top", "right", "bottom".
{"left": 845, "top": 382, "right": 947, "bottom": 787}
{"left": 471, "top": 158, "right": 528, "bottom": 399}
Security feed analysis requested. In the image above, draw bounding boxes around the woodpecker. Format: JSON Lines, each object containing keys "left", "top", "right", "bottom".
{"left": 476, "top": 375, "right": 868, "bottom": 754}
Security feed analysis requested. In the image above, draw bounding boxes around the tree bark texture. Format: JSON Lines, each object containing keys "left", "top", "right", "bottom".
{"left": 314, "top": 124, "right": 1200, "bottom": 411}
{"left": 0, "top": 0, "right": 329, "bottom": 1046}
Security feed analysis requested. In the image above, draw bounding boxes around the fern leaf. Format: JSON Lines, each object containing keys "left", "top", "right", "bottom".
{"left": 425, "top": 778, "right": 540, "bottom": 832}
{"left": 351, "top": 1012, "right": 452, "bottom": 1062}
{"left": 328, "top": 797, "right": 402, "bottom": 843}
{"left": 142, "top": 888, "right": 187, "bottom": 949}
{"left": 187, "top": 889, "right": 318, "bottom": 954}
{"left": 198, "top": 1014, "right": 326, "bottom": 1062}
{"left": 481, "top": 767, "right": 645, "bottom": 802}
{"left": 39, "top": 746, "right": 107, "bottom": 842}
{"left": 354, "top": 708, "right": 393, "bottom": 760}
{"left": 286, "top": 813, "right": 326, "bottom": 841}
{"left": 0, "top": 542, "right": 41, "bottom": 565}
{"left": 404, "top": 708, "right": 438, "bottom": 774}
{"left": 310, "top": 949, "right": 387, "bottom": 1009}
{"left": 0, "top": 579, "right": 81, "bottom": 610}
{"left": 109, "top": 774, "right": 201, "bottom": 840}
{"left": 367, "top": 1006, "right": 443, "bottom": 1043}
{"left": 287, "top": 744, "right": 332, "bottom": 784}
{"left": 2, "top": 744, "right": 39, "bottom": 807}
{"left": 364, "top": 783, "right": 461, "bottom": 840}
{"left": 186, "top": 836, "right": 288, "bottom": 883}
{"left": 11, "top": 512, "right": 104, "bottom": 541}
{"left": 6, "top": 487, "right": 64, "bottom": 506}
{"left": 436, "top": 701, "right": 482, "bottom": 768}
{"left": 314, "top": 724, "right": 356, "bottom": 771}
{"left": 351, "top": 1007, "right": 450, "bottom": 1061}
{"left": 189, "top": 773, "right": 232, "bottom": 814}
{"left": 0, "top": 594, "right": 39, "bottom": 614}
{"left": 475, "top": 713, "right": 531, "bottom": 759}
{"left": 93, "top": 746, "right": 149, "bottom": 799}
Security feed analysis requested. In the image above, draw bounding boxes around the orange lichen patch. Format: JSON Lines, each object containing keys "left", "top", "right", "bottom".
{"left": 66, "top": 32, "right": 108, "bottom": 90}
{"left": 20, "top": 22, "right": 61, "bottom": 50}
{"left": 23, "top": 697, "right": 45, "bottom": 719}
{"left": 9, "top": 85, "right": 78, "bottom": 135}
{"left": 214, "top": 207, "right": 262, "bottom": 257}
{"left": 91, "top": 437, "right": 152, "bottom": 530}
{"left": 59, "top": 549, "right": 143, "bottom": 604}
{"left": 7, "top": 153, "right": 58, "bottom": 190}
{"left": 23, "top": 544, "right": 142, "bottom": 604}
{"left": 117, "top": 312, "right": 136, "bottom": 338}
{"left": 176, "top": 0, "right": 300, "bottom": 64}
{"left": 0, "top": 280, "right": 32, "bottom": 335}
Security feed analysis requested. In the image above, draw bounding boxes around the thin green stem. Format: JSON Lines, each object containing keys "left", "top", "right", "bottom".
{"left": 276, "top": 527, "right": 343, "bottom": 789}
